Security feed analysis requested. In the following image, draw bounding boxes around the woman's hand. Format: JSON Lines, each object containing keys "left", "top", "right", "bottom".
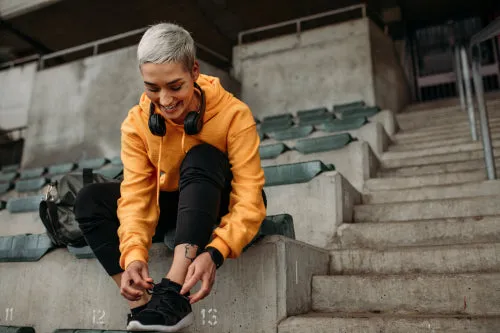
{"left": 120, "top": 260, "right": 154, "bottom": 301}
{"left": 180, "top": 252, "right": 216, "bottom": 304}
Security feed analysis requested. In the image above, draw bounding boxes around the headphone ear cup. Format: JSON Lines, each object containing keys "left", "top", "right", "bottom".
{"left": 149, "top": 113, "right": 166, "bottom": 136}
{"left": 184, "top": 111, "right": 202, "bottom": 135}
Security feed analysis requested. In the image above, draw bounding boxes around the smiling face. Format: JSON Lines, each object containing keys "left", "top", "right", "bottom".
{"left": 141, "top": 61, "right": 200, "bottom": 124}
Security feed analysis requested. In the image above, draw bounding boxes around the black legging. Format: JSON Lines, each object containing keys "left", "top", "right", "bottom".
{"left": 74, "top": 143, "right": 265, "bottom": 276}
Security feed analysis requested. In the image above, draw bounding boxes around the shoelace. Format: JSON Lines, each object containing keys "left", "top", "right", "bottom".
{"left": 145, "top": 283, "right": 186, "bottom": 316}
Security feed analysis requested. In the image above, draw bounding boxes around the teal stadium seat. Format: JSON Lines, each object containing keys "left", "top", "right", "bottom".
{"left": 78, "top": 158, "right": 109, "bottom": 170}
{"left": 15, "top": 177, "right": 49, "bottom": 193}
{"left": 341, "top": 106, "right": 379, "bottom": 118}
{"left": 48, "top": 163, "right": 76, "bottom": 176}
{"left": 297, "top": 107, "right": 335, "bottom": 126}
{"left": 96, "top": 166, "right": 123, "bottom": 179}
{"left": 259, "top": 143, "right": 291, "bottom": 160}
{"left": 0, "top": 172, "right": 18, "bottom": 183}
{"left": 6, "top": 196, "right": 42, "bottom": 213}
{"left": 67, "top": 245, "right": 96, "bottom": 259}
{"left": 110, "top": 156, "right": 123, "bottom": 166}
{"left": 0, "top": 327, "right": 35, "bottom": 333}
{"left": 19, "top": 167, "right": 46, "bottom": 180}
{"left": 243, "top": 214, "right": 296, "bottom": 251}
{"left": 316, "top": 116, "right": 368, "bottom": 133}
{"left": 0, "top": 234, "right": 54, "bottom": 262}
{"left": 263, "top": 160, "right": 335, "bottom": 186}
{"left": 260, "top": 113, "right": 294, "bottom": 133}
{"left": 0, "top": 183, "right": 13, "bottom": 195}
{"left": 0, "top": 201, "right": 6, "bottom": 211}
{"left": 333, "top": 100, "right": 365, "bottom": 113}
{"left": 297, "top": 107, "right": 328, "bottom": 119}
{"left": 294, "top": 133, "right": 354, "bottom": 154}
{"left": 1, "top": 164, "right": 19, "bottom": 173}
{"left": 268, "top": 125, "right": 315, "bottom": 141}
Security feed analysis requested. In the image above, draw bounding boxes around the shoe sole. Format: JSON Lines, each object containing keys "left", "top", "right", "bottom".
{"left": 126, "top": 312, "right": 194, "bottom": 332}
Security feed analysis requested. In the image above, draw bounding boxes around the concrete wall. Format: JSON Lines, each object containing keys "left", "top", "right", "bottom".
{"left": 19, "top": 45, "right": 240, "bottom": 168}
{"left": 369, "top": 21, "right": 410, "bottom": 113}
{"left": 233, "top": 18, "right": 376, "bottom": 119}
{"left": 0, "top": 0, "right": 61, "bottom": 18}
{"left": 0, "top": 62, "right": 37, "bottom": 130}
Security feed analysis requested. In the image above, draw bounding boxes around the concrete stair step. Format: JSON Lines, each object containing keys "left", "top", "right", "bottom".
{"left": 354, "top": 195, "right": 500, "bottom": 222}
{"left": 335, "top": 216, "right": 500, "bottom": 249}
{"left": 312, "top": 273, "right": 500, "bottom": 315}
{"left": 329, "top": 243, "right": 500, "bottom": 275}
{"left": 388, "top": 134, "right": 500, "bottom": 151}
{"left": 392, "top": 131, "right": 484, "bottom": 145}
{"left": 365, "top": 171, "right": 486, "bottom": 191}
{"left": 279, "top": 312, "right": 500, "bottom": 333}
{"left": 383, "top": 140, "right": 500, "bottom": 160}
{"left": 363, "top": 180, "right": 500, "bottom": 204}
{"left": 398, "top": 117, "right": 500, "bottom": 136}
{"left": 378, "top": 158, "right": 497, "bottom": 177}
{"left": 381, "top": 149, "right": 489, "bottom": 168}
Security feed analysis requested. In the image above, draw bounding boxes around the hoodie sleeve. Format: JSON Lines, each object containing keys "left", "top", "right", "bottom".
{"left": 206, "top": 109, "right": 266, "bottom": 259}
{"left": 116, "top": 111, "right": 159, "bottom": 270}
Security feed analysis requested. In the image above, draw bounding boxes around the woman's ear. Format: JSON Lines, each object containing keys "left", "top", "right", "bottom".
{"left": 191, "top": 61, "right": 200, "bottom": 81}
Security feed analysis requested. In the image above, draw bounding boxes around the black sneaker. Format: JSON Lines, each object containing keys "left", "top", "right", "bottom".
{"left": 127, "top": 278, "right": 193, "bottom": 332}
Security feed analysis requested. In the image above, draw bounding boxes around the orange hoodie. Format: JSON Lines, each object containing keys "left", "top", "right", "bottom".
{"left": 116, "top": 74, "right": 266, "bottom": 270}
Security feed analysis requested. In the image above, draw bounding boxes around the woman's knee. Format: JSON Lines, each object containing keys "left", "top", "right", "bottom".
{"left": 74, "top": 182, "right": 120, "bottom": 222}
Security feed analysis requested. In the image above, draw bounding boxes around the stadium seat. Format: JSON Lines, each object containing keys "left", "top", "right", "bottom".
{"left": 0, "top": 183, "right": 13, "bottom": 195}
{"left": 297, "top": 107, "right": 328, "bottom": 119}
{"left": 333, "top": 100, "right": 365, "bottom": 113}
{"left": 15, "top": 177, "right": 49, "bottom": 193}
{"left": 110, "top": 156, "right": 123, "bottom": 166}
{"left": 268, "top": 125, "right": 315, "bottom": 141}
{"left": 0, "top": 327, "right": 35, "bottom": 333}
{"left": 262, "top": 113, "right": 294, "bottom": 123}
{"left": 96, "top": 166, "right": 123, "bottom": 179}
{"left": 260, "top": 118, "right": 294, "bottom": 133}
{"left": 298, "top": 114, "right": 335, "bottom": 126}
{"left": 341, "top": 106, "right": 380, "bottom": 118}
{"left": 0, "top": 234, "right": 54, "bottom": 262}
{"left": 78, "top": 158, "right": 109, "bottom": 170}
{"left": 316, "top": 116, "right": 368, "bottom": 133}
{"left": 259, "top": 143, "right": 290, "bottom": 160}
{"left": 0, "top": 201, "right": 6, "bottom": 211}
{"left": 48, "top": 163, "right": 76, "bottom": 176}
{"left": 243, "top": 214, "right": 296, "bottom": 251}
{"left": 294, "top": 133, "right": 354, "bottom": 154}
{"left": 0, "top": 172, "right": 18, "bottom": 183}
{"left": 1, "top": 164, "right": 19, "bottom": 173}
{"left": 19, "top": 167, "right": 46, "bottom": 180}
{"left": 6, "top": 196, "right": 42, "bottom": 213}
{"left": 67, "top": 245, "right": 96, "bottom": 259}
{"left": 263, "top": 160, "right": 335, "bottom": 186}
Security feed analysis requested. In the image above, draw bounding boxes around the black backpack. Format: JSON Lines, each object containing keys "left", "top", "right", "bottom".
{"left": 39, "top": 168, "right": 122, "bottom": 247}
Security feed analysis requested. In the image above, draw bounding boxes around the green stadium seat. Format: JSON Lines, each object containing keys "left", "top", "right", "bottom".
{"left": 258, "top": 129, "right": 266, "bottom": 141}
{"left": 263, "top": 113, "right": 293, "bottom": 123}
{"left": 96, "top": 166, "right": 123, "bottom": 179}
{"left": 294, "top": 133, "right": 354, "bottom": 154}
{"left": 67, "top": 245, "right": 96, "bottom": 259}
{"left": 0, "top": 172, "right": 18, "bottom": 183}
{"left": 15, "top": 177, "right": 49, "bottom": 193}
{"left": 110, "top": 156, "right": 123, "bottom": 166}
{"left": 78, "top": 158, "right": 109, "bottom": 170}
{"left": 333, "top": 100, "right": 365, "bottom": 112}
{"left": 20, "top": 167, "right": 46, "bottom": 180}
{"left": 263, "top": 160, "right": 335, "bottom": 187}
{"left": 6, "top": 195, "right": 42, "bottom": 213}
{"left": 299, "top": 114, "right": 335, "bottom": 126}
{"left": 48, "top": 163, "right": 76, "bottom": 175}
{"left": 268, "top": 125, "right": 314, "bottom": 141}
{"left": 316, "top": 116, "right": 368, "bottom": 133}
{"left": 0, "top": 183, "right": 13, "bottom": 195}
{"left": 0, "top": 233, "right": 54, "bottom": 262}
{"left": 244, "top": 214, "right": 296, "bottom": 251}
{"left": 260, "top": 118, "right": 294, "bottom": 133}
{"left": 259, "top": 143, "right": 290, "bottom": 160}
{"left": 0, "top": 201, "right": 6, "bottom": 211}
{"left": 297, "top": 107, "right": 328, "bottom": 119}
{"left": 0, "top": 326, "right": 35, "bottom": 333}
{"left": 341, "top": 106, "right": 379, "bottom": 118}
{"left": 1, "top": 164, "right": 19, "bottom": 173}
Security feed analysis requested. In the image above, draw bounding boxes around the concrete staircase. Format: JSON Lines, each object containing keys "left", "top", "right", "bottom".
{"left": 279, "top": 100, "right": 500, "bottom": 332}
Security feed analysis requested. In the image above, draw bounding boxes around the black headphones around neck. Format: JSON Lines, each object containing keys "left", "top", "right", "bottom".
{"left": 148, "top": 82, "right": 206, "bottom": 136}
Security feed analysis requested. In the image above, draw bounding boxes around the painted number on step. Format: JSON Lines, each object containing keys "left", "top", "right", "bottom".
{"left": 201, "top": 308, "right": 218, "bottom": 326}
{"left": 92, "top": 309, "right": 106, "bottom": 325}
{"left": 5, "top": 308, "right": 13, "bottom": 321}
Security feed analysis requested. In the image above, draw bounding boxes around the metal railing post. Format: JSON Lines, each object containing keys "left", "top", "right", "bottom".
{"left": 460, "top": 46, "right": 478, "bottom": 141}
{"left": 454, "top": 46, "right": 466, "bottom": 111}
{"left": 471, "top": 45, "right": 496, "bottom": 179}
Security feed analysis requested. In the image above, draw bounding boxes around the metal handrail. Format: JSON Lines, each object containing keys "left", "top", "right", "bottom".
{"left": 1, "top": 26, "right": 229, "bottom": 70}
{"left": 238, "top": 4, "right": 367, "bottom": 45}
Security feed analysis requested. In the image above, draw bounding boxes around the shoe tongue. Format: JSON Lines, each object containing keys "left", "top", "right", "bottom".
{"left": 161, "top": 278, "right": 182, "bottom": 293}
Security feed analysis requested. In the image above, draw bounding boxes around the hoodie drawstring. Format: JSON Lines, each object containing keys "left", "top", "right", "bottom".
{"left": 156, "top": 136, "right": 163, "bottom": 209}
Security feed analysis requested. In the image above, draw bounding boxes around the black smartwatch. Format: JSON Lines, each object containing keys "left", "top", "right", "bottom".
{"left": 205, "top": 246, "right": 224, "bottom": 269}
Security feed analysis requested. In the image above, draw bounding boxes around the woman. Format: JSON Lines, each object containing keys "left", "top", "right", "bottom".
{"left": 74, "top": 22, "right": 266, "bottom": 332}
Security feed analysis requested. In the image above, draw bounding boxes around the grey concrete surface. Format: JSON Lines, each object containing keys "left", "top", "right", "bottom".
{"left": 233, "top": 18, "right": 376, "bottom": 119}
{"left": 0, "top": 236, "right": 328, "bottom": 333}
{"left": 398, "top": 116, "right": 500, "bottom": 136}
{"left": 279, "top": 313, "right": 500, "bottom": 333}
{"left": 0, "top": 63, "right": 37, "bottom": 130}
{"left": 0, "top": 211, "right": 46, "bottom": 236}
{"left": 369, "top": 20, "right": 410, "bottom": 113}
{"left": 265, "top": 171, "right": 361, "bottom": 249}
{"left": 393, "top": 120, "right": 500, "bottom": 141}
{"left": 363, "top": 180, "right": 500, "bottom": 204}
{"left": 330, "top": 243, "right": 500, "bottom": 275}
{"left": 312, "top": 273, "right": 500, "bottom": 315}
{"left": 21, "top": 45, "right": 240, "bottom": 168}
{"left": 335, "top": 216, "right": 500, "bottom": 249}
{"left": 0, "top": 0, "right": 61, "bottom": 18}
{"left": 388, "top": 132, "right": 500, "bottom": 151}
{"left": 381, "top": 149, "right": 488, "bottom": 169}
{"left": 354, "top": 195, "right": 500, "bottom": 222}
{"left": 365, "top": 171, "right": 486, "bottom": 191}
